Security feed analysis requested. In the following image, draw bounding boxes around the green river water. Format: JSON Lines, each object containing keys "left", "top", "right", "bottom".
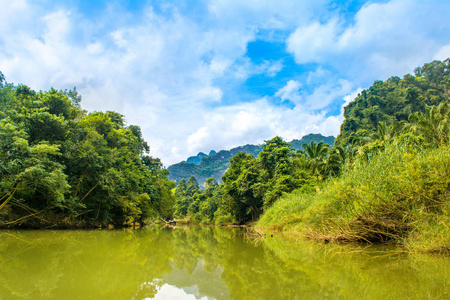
{"left": 0, "top": 226, "right": 449, "bottom": 299}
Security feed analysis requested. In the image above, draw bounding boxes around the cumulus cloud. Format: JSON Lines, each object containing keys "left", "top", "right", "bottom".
{"left": 286, "top": 0, "right": 450, "bottom": 80}
{"left": 181, "top": 81, "right": 360, "bottom": 158}
{"left": 287, "top": 19, "right": 339, "bottom": 64}
{"left": 434, "top": 45, "right": 450, "bottom": 61}
{"left": 1, "top": 0, "right": 449, "bottom": 166}
{"left": 275, "top": 80, "right": 302, "bottom": 103}
{"left": 274, "top": 78, "right": 353, "bottom": 111}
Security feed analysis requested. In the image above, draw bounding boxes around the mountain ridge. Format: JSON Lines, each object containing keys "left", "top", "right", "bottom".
{"left": 168, "top": 133, "right": 335, "bottom": 186}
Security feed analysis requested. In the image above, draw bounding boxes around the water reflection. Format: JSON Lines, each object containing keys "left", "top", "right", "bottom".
{"left": 0, "top": 226, "right": 448, "bottom": 299}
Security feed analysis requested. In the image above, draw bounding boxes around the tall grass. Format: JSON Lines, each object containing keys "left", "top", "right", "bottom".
{"left": 257, "top": 143, "right": 450, "bottom": 253}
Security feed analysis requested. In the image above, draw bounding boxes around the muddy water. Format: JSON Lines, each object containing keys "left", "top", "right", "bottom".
{"left": 0, "top": 226, "right": 448, "bottom": 299}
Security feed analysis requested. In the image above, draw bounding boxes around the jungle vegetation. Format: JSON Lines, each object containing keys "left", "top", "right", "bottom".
{"left": 173, "top": 59, "right": 450, "bottom": 253}
{"left": 0, "top": 73, "right": 174, "bottom": 228}
{"left": 167, "top": 133, "right": 334, "bottom": 187}
{"left": 1, "top": 58, "right": 449, "bottom": 253}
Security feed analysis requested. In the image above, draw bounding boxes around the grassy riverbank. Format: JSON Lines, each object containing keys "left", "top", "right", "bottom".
{"left": 257, "top": 142, "right": 450, "bottom": 254}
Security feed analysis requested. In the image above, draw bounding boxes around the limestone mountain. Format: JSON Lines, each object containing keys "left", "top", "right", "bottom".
{"left": 167, "top": 133, "right": 335, "bottom": 187}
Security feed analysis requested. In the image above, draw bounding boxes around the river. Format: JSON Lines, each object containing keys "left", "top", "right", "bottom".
{"left": 0, "top": 226, "right": 448, "bottom": 299}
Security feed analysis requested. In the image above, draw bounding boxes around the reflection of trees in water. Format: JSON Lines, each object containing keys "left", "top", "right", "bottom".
{"left": 0, "top": 227, "right": 449, "bottom": 299}
{"left": 169, "top": 227, "right": 450, "bottom": 300}
{"left": 134, "top": 278, "right": 165, "bottom": 299}
{"left": 0, "top": 228, "right": 173, "bottom": 299}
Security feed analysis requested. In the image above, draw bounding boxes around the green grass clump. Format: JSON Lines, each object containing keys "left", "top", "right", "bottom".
{"left": 257, "top": 143, "right": 450, "bottom": 253}
{"left": 257, "top": 190, "right": 316, "bottom": 230}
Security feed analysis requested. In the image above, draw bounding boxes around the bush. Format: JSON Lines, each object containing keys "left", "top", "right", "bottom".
{"left": 258, "top": 143, "right": 450, "bottom": 253}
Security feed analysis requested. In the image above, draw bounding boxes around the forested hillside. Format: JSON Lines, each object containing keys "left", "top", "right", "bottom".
{"left": 172, "top": 58, "right": 450, "bottom": 253}
{"left": 336, "top": 59, "right": 450, "bottom": 146}
{"left": 168, "top": 133, "right": 335, "bottom": 186}
{"left": 0, "top": 72, "right": 174, "bottom": 228}
{"left": 257, "top": 59, "right": 450, "bottom": 253}
{"left": 168, "top": 144, "right": 262, "bottom": 186}
{"left": 2, "top": 57, "right": 449, "bottom": 252}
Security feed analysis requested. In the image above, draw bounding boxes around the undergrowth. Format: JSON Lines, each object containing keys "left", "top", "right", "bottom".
{"left": 257, "top": 143, "right": 450, "bottom": 254}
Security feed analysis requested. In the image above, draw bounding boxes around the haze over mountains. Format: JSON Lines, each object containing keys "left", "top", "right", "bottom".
{"left": 168, "top": 133, "right": 335, "bottom": 186}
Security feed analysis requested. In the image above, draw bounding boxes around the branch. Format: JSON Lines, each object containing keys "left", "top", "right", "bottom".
{"left": 0, "top": 181, "right": 21, "bottom": 211}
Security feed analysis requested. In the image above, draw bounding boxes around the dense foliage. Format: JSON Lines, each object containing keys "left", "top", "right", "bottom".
{"left": 173, "top": 136, "right": 345, "bottom": 224}
{"left": 336, "top": 59, "right": 450, "bottom": 146}
{"left": 172, "top": 59, "right": 450, "bottom": 253}
{"left": 0, "top": 73, "right": 174, "bottom": 228}
{"left": 258, "top": 137, "right": 450, "bottom": 253}
{"left": 168, "top": 133, "right": 335, "bottom": 186}
{"left": 257, "top": 59, "right": 450, "bottom": 253}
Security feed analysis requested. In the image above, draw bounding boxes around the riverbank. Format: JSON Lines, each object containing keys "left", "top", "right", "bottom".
{"left": 256, "top": 143, "right": 450, "bottom": 255}
{"left": 2, "top": 143, "right": 449, "bottom": 255}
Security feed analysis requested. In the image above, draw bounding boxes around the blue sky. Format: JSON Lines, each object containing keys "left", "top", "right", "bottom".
{"left": 1, "top": 0, "right": 450, "bottom": 165}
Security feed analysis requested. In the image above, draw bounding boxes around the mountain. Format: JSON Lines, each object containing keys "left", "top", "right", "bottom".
{"left": 167, "top": 134, "right": 335, "bottom": 187}
{"left": 290, "top": 133, "right": 335, "bottom": 149}
{"left": 186, "top": 152, "right": 207, "bottom": 164}
{"left": 335, "top": 59, "right": 450, "bottom": 146}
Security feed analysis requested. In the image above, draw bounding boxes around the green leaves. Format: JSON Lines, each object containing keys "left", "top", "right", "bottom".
{"left": 408, "top": 101, "right": 450, "bottom": 147}
{"left": 337, "top": 59, "right": 450, "bottom": 146}
{"left": 0, "top": 76, "right": 173, "bottom": 228}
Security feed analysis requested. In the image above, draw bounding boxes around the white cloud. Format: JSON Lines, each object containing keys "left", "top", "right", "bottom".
{"left": 231, "top": 58, "right": 284, "bottom": 80}
{"left": 434, "top": 44, "right": 450, "bottom": 61}
{"left": 275, "top": 78, "right": 353, "bottom": 111}
{"left": 1, "top": 0, "right": 450, "bottom": 166}
{"left": 181, "top": 80, "right": 359, "bottom": 159}
{"left": 286, "top": 0, "right": 450, "bottom": 80}
{"left": 0, "top": 0, "right": 30, "bottom": 33}
{"left": 275, "top": 80, "right": 302, "bottom": 103}
{"left": 266, "top": 60, "right": 284, "bottom": 77}
{"left": 287, "top": 19, "right": 339, "bottom": 64}
{"left": 208, "top": 57, "right": 232, "bottom": 75}
{"left": 86, "top": 42, "right": 104, "bottom": 55}
{"left": 305, "top": 79, "right": 353, "bottom": 110}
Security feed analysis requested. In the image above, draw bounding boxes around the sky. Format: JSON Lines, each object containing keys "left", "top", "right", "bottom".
{"left": 1, "top": 0, "right": 450, "bottom": 166}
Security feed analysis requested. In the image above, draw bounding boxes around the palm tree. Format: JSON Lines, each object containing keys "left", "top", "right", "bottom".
{"left": 370, "top": 121, "right": 405, "bottom": 142}
{"left": 321, "top": 144, "right": 359, "bottom": 177}
{"left": 302, "top": 141, "right": 329, "bottom": 177}
{"left": 408, "top": 101, "right": 450, "bottom": 147}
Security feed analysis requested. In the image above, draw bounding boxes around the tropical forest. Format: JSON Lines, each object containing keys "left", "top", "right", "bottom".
{"left": 2, "top": 55, "right": 450, "bottom": 300}
{"left": 0, "top": 74, "right": 175, "bottom": 228}
{"left": 1, "top": 59, "right": 450, "bottom": 256}
{"left": 3, "top": 0, "right": 450, "bottom": 298}
{"left": 171, "top": 59, "right": 450, "bottom": 254}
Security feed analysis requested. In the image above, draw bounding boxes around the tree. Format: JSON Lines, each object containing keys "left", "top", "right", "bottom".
{"left": 302, "top": 141, "right": 329, "bottom": 178}
{"left": 336, "top": 59, "right": 450, "bottom": 146}
{"left": 408, "top": 101, "right": 450, "bottom": 147}
{"left": 0, "top": 76, "right": 173, "bottom": 228}
{"left": 220, "top": 152, "right": 260, "bottom": 223}
{"left": 174, "top": 176, "right": 201, "bottom": 218}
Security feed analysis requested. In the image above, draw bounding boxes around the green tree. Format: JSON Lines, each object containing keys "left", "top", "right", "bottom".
{"left": 0, "top": 73, "right": 174, "bottom": 228}
{"left": 220, "top": 152, "right": 260, "bottom": 223}
{"left": 302, "top": 141, "right": 329, "bottom": 178}
{"left": 408, "top": 101, "right": 450, "bottom": 147}
{"left": 336, "top": 59, "right": 450, "bottom": 146}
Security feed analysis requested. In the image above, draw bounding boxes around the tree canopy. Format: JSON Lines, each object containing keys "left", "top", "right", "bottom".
{"left": 336, "top": 59, "right": 450, "bottom": 146}
{"left": 0, "top": 75, "right": 174, "bottom": 228}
